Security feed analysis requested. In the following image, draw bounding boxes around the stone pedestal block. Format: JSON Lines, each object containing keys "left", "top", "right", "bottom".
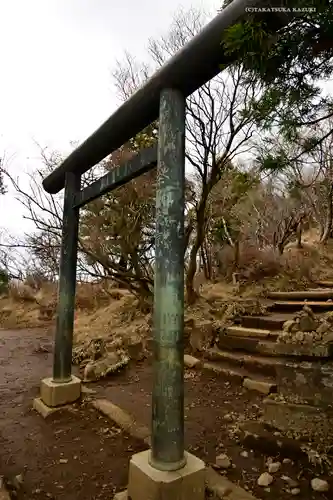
{"left": 128, "top": 450, "right": 205, "bottom": 500}
{"left": 40, "top": 375, "right": 81, "bottom": 407}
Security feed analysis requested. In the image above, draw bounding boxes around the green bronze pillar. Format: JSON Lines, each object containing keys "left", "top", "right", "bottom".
{"left": 150, "top": 88, "right": 186, "bottom": 471}
{"left": 53, "top": 171, "right": 80, "bottom": 383}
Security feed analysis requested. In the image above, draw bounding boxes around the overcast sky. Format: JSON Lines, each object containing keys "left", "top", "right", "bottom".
{"left": 1, "top": 0, "right": 332, "bottom": 242}
{"left": 0, "top": 0, "right": 220, "bottom": 236}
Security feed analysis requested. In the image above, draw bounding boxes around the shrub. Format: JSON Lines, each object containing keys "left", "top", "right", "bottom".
{"left": 217, "top": 243, "right": 313, "bottom": 284}
{"left": 0, "top": 268, "right": 9, "bottom": 295}
{"left": 8, "top": 281, "right": 36, "bottom": 302}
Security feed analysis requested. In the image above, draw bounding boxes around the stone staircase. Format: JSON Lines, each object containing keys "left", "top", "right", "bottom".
{"left": 203, "top": 288, "right": 333, "bottom": 400}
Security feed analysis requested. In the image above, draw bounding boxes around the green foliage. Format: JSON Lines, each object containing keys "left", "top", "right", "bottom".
{"left": 222, "top": 18, "right": 270, "bottom": 69}
{"left": 230, "top": 170, "right": 258, "bottom": 197}
{"left": 211, "top": 215, "right": 240, "bottom": 244}
{"left": 255, "top": 152, "right": 289, "bottom": 174}
{"left": 221, "top": 0, "right": 333, "bottom": 141}
{"left": 286, "top": 179, "right": 303, "bottom": 201}
{"left": 0, "top": 268, "right": 9, "bottom": 294}
{"left": 210, "top": 167, "right": 259, "bottom": 245}
{"left": 130, "top": 121, "right": 158, "bottom": 152}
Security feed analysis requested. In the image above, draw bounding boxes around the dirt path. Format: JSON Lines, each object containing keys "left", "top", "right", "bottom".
{"left": 0, "top": 328, "right": 331, "bottom": 499}
{"left": 0, "top": 328, "right": 146, "bottom": 499}
{"left": 92, "top": 363, "right": 332, "bottom": 500}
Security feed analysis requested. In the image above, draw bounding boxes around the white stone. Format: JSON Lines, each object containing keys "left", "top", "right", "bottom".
{"left": 291, "top": 488, "right": 300, "bottom": 495}
{"left": 240, "top": 451, "right": 249, "bottom": 458}
{"left": 215, "top": 453, "right": 231, "bottom": 469}
{"left": 257, "top": 473, "right": 274, "bottom": 487}
{"left": 268, "top": 462, "right": 281, "bottom": 473}
{"left": 295, "top": 331, "right": 304, "bottom": 342}
{"left": 282, "top": 476, "right": 298, "bottom": 488}
{"left": 311, "top": 478, "right": 329, "bottom": 492}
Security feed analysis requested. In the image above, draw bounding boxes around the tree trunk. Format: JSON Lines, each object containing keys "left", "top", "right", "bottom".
{"left": 320, "top": 183, "right": 333, "bottom": 243}
{"left": 186, "top": 194, "right": 208, "bottom": 305}
{"left": 296, "top": 224, "right": 302, "bottom": 248}
{"left": 233, "top": 239, "right": 240, "bottom": 270}
{"left": 278, "top": 241, "right": 285, "bottom": 255}
{"left": 204, "top": 239, "right": 212, "bottom": 280}
{"left": 200, "top": 246, "right": 209, "bottom": 280}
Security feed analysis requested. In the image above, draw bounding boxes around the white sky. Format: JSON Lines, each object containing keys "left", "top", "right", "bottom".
{"left": 0, "top": 0, "right": 332, "bottom": 241}
{"left": 0, "top": 0, "right": 221, "bottom": 236}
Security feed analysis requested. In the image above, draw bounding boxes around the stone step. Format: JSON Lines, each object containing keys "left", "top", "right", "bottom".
{"left": 202, "top": 360, "right": 276, "bottom": 394}
{"left": 225, "top": 325, "right": 277, "bottom": 339}
{"left": 267, "top": 290, "right": 333, "bottom": 301}
{"left": 205, "top": 347, "right": 285, "bottom": 378}
{"left": 239, "top": 421, "right": 312, "bottom": 464}
{"left": 239, "top": 314, "right": 294, "bottom": 331}
{"left": 269, "top": 300, "right": 333, "bottom": 313}
{"left": 262, "top": 396, "right": 333, "bottom": 440}
{"left": 206, "top": 348, "right": 333, "bottom": 403}
{"left": 315, "top": 281, "right": 333, "bottom": 288}
{"left": 217, "top": 334, "right": 333, "bottom": 358}
{"left": 202, "top": 361, "right": 245, "bottom": 381}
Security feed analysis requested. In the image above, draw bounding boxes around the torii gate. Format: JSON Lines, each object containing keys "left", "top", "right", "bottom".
{"left": 34, "top": 1, "right": 293, "bottom": 498}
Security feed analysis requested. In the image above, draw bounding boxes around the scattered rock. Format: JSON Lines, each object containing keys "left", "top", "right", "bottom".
{"left": 283, "top": 458, "right": 292, "bottom": 464}
{"left": 304, "top": 332, "right": 314, "bottom": 344}
{"left": 324, "top": 311, "right": 333, "bottom": 324}
{"left": 184, "top": 354, "right": 201, "bottom": 368}
{"left": 240, "top": 450, "right": 249, "bottom": 458}
{"left": 281, "top": 476, "right": 299, "bottom": 488}
{"left": 14, "top": 474, "right": 23, "bottom": 486}
{"left": 323, "top": 331, "right": 333, "bottom": 343}
{"left": 278, "top": 306, "right": 332, "bottom": 346}
{"left": 295, "top": 331, "right": 304, "bottom": 343}
{"left": 243, "top": 378, "right": 276, "bottom": 394}
{"left": 298, "top": 315, "right": 317, "bottom": 333}
{"left": 34, "top": 342, "right": 52, "bottom": 354}
{"left": 59, "top": 458, "right": 68, "bottom": 464}
{"left": 283, "top": 320, "right": 294, "bottom": 333}
{"left": 268, "top": 462, "right": 281, "bottom": 473}
{"left": 257, "top": 472, "right": 274, "bottom": 487}
{"left": 303, "top": 304, "right": 314, "bottom": 316}
{"left": 316, "top": 321, "right": 330, "bottom": 335}
{"left": 291, "top": 488, "right": 301, "bottom": 495}
{"left": 215, "top": 453, "right": 231, "bottom": 469}
{"left": 83, "top": 351, "right": 129, "bottom": 382}
{"left": 311, "top": 478, "right": 330, "bottom": 492}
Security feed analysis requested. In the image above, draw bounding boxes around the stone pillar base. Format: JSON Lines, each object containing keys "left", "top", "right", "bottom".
{"left": 127, "top": 450, "right": 205, "bottom": 500}
{"left": 33, "top": 397, "right": 71, "bottom": 418}
{"left": 40, "top": 375, "right": 81, "bottom": 407}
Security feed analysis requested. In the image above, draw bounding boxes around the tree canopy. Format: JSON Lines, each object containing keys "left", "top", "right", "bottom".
{"left": 222, "top": 0, "right": 333, "bottom": 145}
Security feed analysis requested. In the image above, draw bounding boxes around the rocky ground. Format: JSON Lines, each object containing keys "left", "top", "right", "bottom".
{"left": 278, "top": 306, "right": 333, "bottom": 346}
{"left": 0, "top": 327, "right": 331, "bottom": 499}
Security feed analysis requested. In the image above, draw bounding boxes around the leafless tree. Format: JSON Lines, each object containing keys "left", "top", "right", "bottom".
{"left": 112, "top": 7, "right": 262, "bottom": 303}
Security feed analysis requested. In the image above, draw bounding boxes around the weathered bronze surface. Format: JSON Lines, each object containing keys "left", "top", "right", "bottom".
{"left": 74, "top": 145, "right": 157, "bottom": 208}
{"left": 53, "top": 172, "right": 80, "bottom": 383}
{"left": 42, "top": 0, "right": 291, "bottom": 194}
{"left": 149, "top": 88, "right": 186, "bottom": 471}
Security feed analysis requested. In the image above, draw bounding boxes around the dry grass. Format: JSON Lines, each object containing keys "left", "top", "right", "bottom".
{"left": 214, "top": 234, "right": 333, "bottom": 291}
{"left": 2, "top": 234, "right": 333, "bottom": 344}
